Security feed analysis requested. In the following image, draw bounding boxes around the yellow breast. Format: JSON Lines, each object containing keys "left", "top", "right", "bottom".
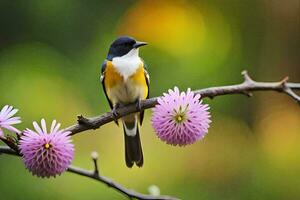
{"left": 104, "top": 61, "right": 123, "bottom": 89}
{"left": 104, "top": 61, "right": 148, "bottom": 103}
{"left": 129, "top": 64, "right": 148, "bottom": 99}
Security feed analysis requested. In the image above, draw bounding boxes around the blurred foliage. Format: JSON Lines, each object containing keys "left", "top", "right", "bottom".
{"left": 0, "top": 0, "right": 299, "bottom": 199}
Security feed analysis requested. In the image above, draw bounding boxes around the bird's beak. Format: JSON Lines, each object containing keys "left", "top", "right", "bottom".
{"left": 133, "top": 41, "right": 147, "bottom": 48}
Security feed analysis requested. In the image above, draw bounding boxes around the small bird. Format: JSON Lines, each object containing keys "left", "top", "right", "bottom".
{"left": 100, "top": 36, "right": 149, "bottom": 168}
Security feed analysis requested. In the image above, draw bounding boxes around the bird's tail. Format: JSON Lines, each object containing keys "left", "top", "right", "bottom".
{"left": 122, "top": 114, "right": 143, "bottom": 168}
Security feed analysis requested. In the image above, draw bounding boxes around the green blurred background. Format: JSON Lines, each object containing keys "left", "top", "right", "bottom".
{"left": 0, "top": 0, "right": 299, "bottom": 199}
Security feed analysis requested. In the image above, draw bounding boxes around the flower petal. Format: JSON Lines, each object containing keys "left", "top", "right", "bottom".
{"left": 33, "top": 121, "right": 44, "bottom": 135}
{"left": 41, "top": 119, "right": 47, "bottom": 134}
{"left": 0, "top": 105, "right": 22, "bottom": 134}
{"left": 50, "top": 120, "right": 57, "bottom": 133}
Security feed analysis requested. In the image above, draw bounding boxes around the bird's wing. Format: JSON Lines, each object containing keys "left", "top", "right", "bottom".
{"left": 100, "top": 60, "right": 113, "bottom": 110}
{"left": 139, "top": 62, "right": 150, "bottom": 125}
{"left": 144, "top": 63, "right": 150, "bottom": 99}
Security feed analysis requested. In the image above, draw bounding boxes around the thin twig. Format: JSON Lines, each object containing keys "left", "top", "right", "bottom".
{"left": 0, "top": 137, "right": 19, "bottom": 153}
{"left": 91, "top": 151, "right": 99, "bottom": 175}
{"left": 0, "top": 146, "right": 19, "bottom": 156}
{"left": 67, "top": 166, "right": 178, "bottom": 200}
{"left": 66, "top": 70, "right": 300, "bottom": 136}
{"left": 0, "top": 146, "right": 179, "bottom": 200}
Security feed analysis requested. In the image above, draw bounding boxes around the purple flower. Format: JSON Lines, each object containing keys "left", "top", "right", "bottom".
{"left": 151, "top": 87, "right": 211, "bottom": 146}
{"left": 0, "top": 105, "right": 21, "bottom": 137}
{"left": 19, "top": 119, "right": 74, "bottom": 178}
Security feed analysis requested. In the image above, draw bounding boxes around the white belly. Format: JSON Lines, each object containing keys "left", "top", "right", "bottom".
{"left": 109, "top": 79, "right": 144, "bottom": 104}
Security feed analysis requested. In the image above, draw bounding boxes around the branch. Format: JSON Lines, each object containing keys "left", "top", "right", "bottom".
{"left": 67, "top": 166, "right": 177, "bottom": 200}
{"left": 66, "top": 70, "right": 300, "bottom": 136}
{"left": 0, "top": 146, "right": 178, "bottom": 200}
{"left": 0, "top": 145, "right": 19, "bottom": 156}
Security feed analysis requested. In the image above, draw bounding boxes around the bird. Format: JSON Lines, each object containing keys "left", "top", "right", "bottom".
{"left": 100, "top": 36, "right": 149, "bottom": 168}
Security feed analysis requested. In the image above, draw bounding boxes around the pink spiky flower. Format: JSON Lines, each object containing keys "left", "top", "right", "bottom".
{"left": 0, "top": 105, "right": 21, "bottom": 137}
{"left": 151, "top": 87, "right": 211, "bottom": 146}
{"left": 19, "top": 119, "right": 74, "bottom": 178}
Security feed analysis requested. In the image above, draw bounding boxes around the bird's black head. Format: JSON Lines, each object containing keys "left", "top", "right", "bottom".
{"left": 107, "top": 36, "right": 147, "bottom": 60}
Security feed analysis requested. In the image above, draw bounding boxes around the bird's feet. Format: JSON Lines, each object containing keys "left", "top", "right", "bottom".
{"left": 112, "top": 103, "right": 120, "bottom": 125}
